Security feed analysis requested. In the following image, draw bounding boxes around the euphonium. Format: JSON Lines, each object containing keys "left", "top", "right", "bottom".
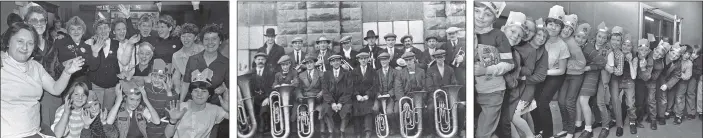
{"left": 297, "top": 96, "right": 316, "bottom": 138}
{"left": 433, "top": 85, "right": 463, "bottom": 138}
{"left": 376, "top": 95, "right": 391, "bottom": 138}
{"left": 399, "top": 91, "right": 427, "bottom": 138}
{"left": 269, "top": 84, "right": 295, "bottom": 138}
{"left": 452, "top": 47, "right": 465, "bottom": 66}
{"left": 237, "top": 74, "right": 258, "bottom": 138}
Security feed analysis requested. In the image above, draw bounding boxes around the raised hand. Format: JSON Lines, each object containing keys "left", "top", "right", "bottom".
{"left": 65, "top": 57, "right": 85, "bottom": 74}
{"left": 118, "top": 4, "right": 131, "bottom": 18}
{"left": 100, "top": 109, "right": 108, "bottom": 123}
{"left": 82, "top": 109, "right": 98, "bottom": 126}
{"left": 166, "top": 100, "right": 188, "bottom": 121}
{"left": 219, "top": 95, "right": 229, "bottom": 112}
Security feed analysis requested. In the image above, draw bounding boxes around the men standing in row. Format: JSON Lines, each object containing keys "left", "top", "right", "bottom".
{"left": 316, "top": 36, "right": 334, "bottom": 72}
{"left": 287, "top": 37, "right": 307, "bottom": 73}
{"left": 338, "top": 36, "right": 359, "bottom": 68}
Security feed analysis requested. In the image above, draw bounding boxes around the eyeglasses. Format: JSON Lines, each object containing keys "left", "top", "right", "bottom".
{"left": 27, "top": 18, "right": 47, "bottom": 25}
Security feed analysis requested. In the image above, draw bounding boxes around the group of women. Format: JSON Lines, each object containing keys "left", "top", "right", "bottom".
{"left": 475, "top": 2, "right": 703, "bottom": 138}
{"left": 1, "top": 2, "right": 230, "bottom": 138}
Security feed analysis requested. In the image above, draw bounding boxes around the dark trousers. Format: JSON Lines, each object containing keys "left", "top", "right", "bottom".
{"left": 532, "top": 75, "right": 565, "bottom": 137}
{"left": 558, "top": 74, "right": 584, "bottom": 133}
{"left": 635, "top": 79, "right": 650, "bottom": 122}
{"left": 353, "top": 114, "right": 374, "bottom": 135}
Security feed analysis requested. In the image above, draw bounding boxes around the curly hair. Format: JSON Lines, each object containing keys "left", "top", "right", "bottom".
{"left": 65, "top": 16, "right": 86, "bottom": 34}
{"left": 175, "top": 23, "right": 199, "bottom": 37}
{"left": 198, "top": 23, "right": 225, "bottom": 42}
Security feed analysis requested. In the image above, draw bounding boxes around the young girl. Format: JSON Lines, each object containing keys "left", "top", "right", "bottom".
{"left": 618, "top": 33, "right": 639, "bottom": 134}
{"left": 496, "top": 11, "right": 526, "bottom": 138}
{"left": 580, "top": 22, "right": 611, "bottom": 138}
{"left": 164, "top": 79, "right": 230, "bottom": 138}
{"left": 512, "top": 17, "right": 549, "bottom": 138}
{"left": 674, "top": 45, "right": 693, "bottom": 124}
{"left": 532, "top": 5, "right": 570, "bottom": 138}
{"left": 556, "top": 18, "right": 588, "bottom": 138}
{"left": 634, "top": 39, "right": 653, "bottom": 129}
{"left": 51, "top": 82, "right": 98, "bottom": 138}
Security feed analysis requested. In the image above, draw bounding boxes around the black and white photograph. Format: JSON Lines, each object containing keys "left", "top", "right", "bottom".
{"left": 0, "top": 1, "right": 230, "bottom": 138}
{"left": 236, "top": 1, "right": 468, "bottom": 138}
{"left": 474, "top": 1, "right": 703, "bottom": 138}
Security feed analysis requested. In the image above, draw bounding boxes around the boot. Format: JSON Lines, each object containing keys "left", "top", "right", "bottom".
{"left": 629, "top": 123, "right": 637, "bottom": 134}
{"left": 674, "top": 116, "right": 683, "bottom": 125}
{"left": 650, "top": 119, "right": 658, "bottom": 130}
{"left": 598, "top": 128, "right": 610, "bottom": 138}
{"left": 615, "top": 127, "right": 624, "bottom": 137}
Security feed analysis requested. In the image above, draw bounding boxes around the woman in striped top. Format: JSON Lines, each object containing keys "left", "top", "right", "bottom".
{"left": 51, "top": 82, "right": 96, "bottom": 138}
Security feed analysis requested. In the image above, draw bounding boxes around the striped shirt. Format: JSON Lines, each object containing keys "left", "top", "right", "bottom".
{"left": 145, "top": 82, "right": 178, "bottom": 138}
{"left": 51, "top": 105, "right": 85, "bottom": 138}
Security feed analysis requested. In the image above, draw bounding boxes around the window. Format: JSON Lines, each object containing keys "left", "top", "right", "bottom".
{"left": 362, "top": 20, "right": 424, "bottom": 49}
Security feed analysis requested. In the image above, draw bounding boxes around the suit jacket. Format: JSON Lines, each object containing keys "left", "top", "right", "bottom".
{"left": 659, "top": 59, "right": 683, "bottom": 88}
{"left": 359, "top": 45, "right": 383, "bottom": 69}
{"left": 426, "top": 64, "right": 457, "bottom": 92}
{"left": 376, "top": 67, "right": 402, "bottom": 99}
{"left": 351, "top": 65, "right": 378, "bottom": 115}
{"left": 338, "top": 48, "right": 360, "bottom": 67}
{"left": 273, "top": 67, "right": 299, "bottom": 87}
{"left": 397, "top": 67, "right": 426, "bottom": 95}
{"left": 381, "top": 47, "right": 405, "bottom": 68}
{"left": 297, "top": 69, "right": 323, "bottom": 97}
{"left": 322, "top": 68, "right": 353, "bottom": 104}
{"left": 250, "top": 66, "right": 275, "bottom": 99}
{"left": 257, "top": 43, "right": 285, "bottom": 67}
{"left": 440, "top": 38, "right": 467, "bottom": 68}
{"left": 314, "top": 50, "right": 334, "bottom": 72}
{"left": 421, "top": 47, "right": 443, "bottom": 69}
{"left": 287, "top": 49, "right": 308, "bottom": 67}
{"left": 404, "top": 47, "right": 425, "bottom": 68}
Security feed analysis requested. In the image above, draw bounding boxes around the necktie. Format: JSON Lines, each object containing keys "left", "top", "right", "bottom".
{"left": 335, "top": 70, "right": 338, "bottom": 78}
{"left": 258, "top": 69, "right": 263, "bottom": 76}
{"left": 389, "top": 49, "right": 393, "bottom": 57}
{"left": 296, "top": 51, "right": 301, "bottom": 63}
{"left": 439, "top": 65, "right": 444, "bottom": 77}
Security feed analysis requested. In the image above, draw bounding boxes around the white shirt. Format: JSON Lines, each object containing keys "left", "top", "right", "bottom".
{"left": 438, "top": 64, "right": 445, "bottom": 77}
{"left": 256, "top": 67, "right": 264, "bottom": 76}
{"left": 309, "top": 70, "right": 314, "bottom": 79}
{"left": 333, "top": 68, "right": 340, "bottom": 78}
{"left": 428, "top": 48, "right": 436, "bottom": 56}
{"left": 388, "top": 48, "right": 394, "bottom": 57}
{"left": 451, "top": 39, "right": 458, "bottom": 47}
{"left": 102, "top": 39, "right": 112, "bottom": 58}
{"left": 294, "top": 50, "right": 303, "bottom": 63}
{"left": 343, "top": 48, "right": 352, "bottom": 58}
{"left": 383, "top": 67, "right": 389, "bottom": 75}
{"left": 361, "top": 65, "right": 367, "bottom": 76}
{"left": 266, "top": 44, "right": 273, "bottom": 55}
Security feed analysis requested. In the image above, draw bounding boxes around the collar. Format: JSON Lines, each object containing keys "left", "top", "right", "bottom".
{"left": 360, "top": 65, "right": 367, "bottom": 69}
{"left": 343, "top": 48, "right": 352, "bottom": 53}
{"left": 383, "top": 67, "right": 389, "bottom": 71}
{"left": 333, "top": 68, "right": 340, "bottom": 73}
{"left": 295, "top": 49, "right": 302, "bottom": 53}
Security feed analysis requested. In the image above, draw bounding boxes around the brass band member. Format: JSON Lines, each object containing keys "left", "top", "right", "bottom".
{"left": 315, "top": 36, "right": 334, "bottom": 72}
{"left": 338, "top": 36, "right": 359, "bottom": 69}
{"left": 396, "top": 52, "right": 431, "bottom": 135}
{"left": 375, "top": 52, "right": 402, "bottom": 135}
{"left": 295, "top": 55, "right": 324, "bottom": 134}
{"left": 360, "top": 30, "right": 382, "bottom": 69}
{"left": 288, "top": 37, "right": 307, "bottom": 73}
{"left": 320, "top": 55, "right": 353, "bottom": 138}
{"left": 272, "top": 55, "right": 299, "bottom": 133}
{"left": 251, "top": 52, "right": 274, "bottom": 133}
{"left": 350, "top": 52, "right": 377, "bottom": 138}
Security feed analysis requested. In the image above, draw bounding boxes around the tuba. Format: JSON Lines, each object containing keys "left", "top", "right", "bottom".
{"left": 375, "top": 94, "right": 391, "bottom": 138}
{"left": 237, "top": 74, "right": 258, "bottom": 138}
{"left": 269, "top": 84, "right": 296, "bottom": 138}
{"left": 297, "top": 96, "right": 317, "bottom": 138}
{"left": 433, "top": 85, "right": 463, "bottom": 138}
{"left": 398, "top": 91, "right": 428, "bottom": 138}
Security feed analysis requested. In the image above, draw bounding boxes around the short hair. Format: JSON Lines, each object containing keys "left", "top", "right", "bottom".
{"left": 7, "top": 13, "right": 23, "bottom": 26}
{"left": 93, "top": 19, "right": 111, "bottom": 31}
{"left": 1, "top": 22, "right": 40, "bottom": 51}
{"left": 185, "top": 81, "right": 215, "bottom": 102}
{"left": 178, "top": 23, "right": 200, "bottom": 36}
{"left": 138, "top": 14, "right": 153, "bottom": 26}
{"left": 65, "top": 16, "right": 86, "bottom": 34}
{"left": 199, "top": 23, "right": 225, "bottom": 42}
{"left": 138, "top": 42, "right": 156, "bottom": 52}
{"left": 23, "top": 6, "right": 47, "bottom": 22}
{"left": 544, "top": 18, "right": 564, "bottom": 30}
{"left": 531, "top": 28, "right": 549, "bottom": 45}
{"left": 157, "top": 15, "right": 175, "bottom": 28}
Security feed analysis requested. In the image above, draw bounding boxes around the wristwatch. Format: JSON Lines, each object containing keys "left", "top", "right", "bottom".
{"left": 169, "top": 119, "right": 178, "bottom": 125}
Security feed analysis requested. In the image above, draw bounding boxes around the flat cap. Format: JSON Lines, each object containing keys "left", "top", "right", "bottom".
{"left": 401, "top": 52, "right": 415, "bottom": 59}
{"left": 446, "top": 27, "right": 462, "bottom": 33}
{"left": 377, "top": 52, "right": 390, "bottom": 59}
{"left": 432, "top": 49, "right": 447, "bottom": 56}
{"left": 339, "top": 36, "right": 352, "bottom": 43}
{"left": 328, "top": 55, "right": 343, "bottom": 61}
{"left": 278, "top": 55, "right": 291, "bottom": 64}
{"left": 356, "top": 52, "right": 370, "bottom": 58}
{"left": 383, "top": 33, "right": 397, "bottom": 39}
{"left": 291, "top": 37, "right": 304, "bottom": 43}
{"left": 253, "top": 52, "right": 267, "bottom": 58}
